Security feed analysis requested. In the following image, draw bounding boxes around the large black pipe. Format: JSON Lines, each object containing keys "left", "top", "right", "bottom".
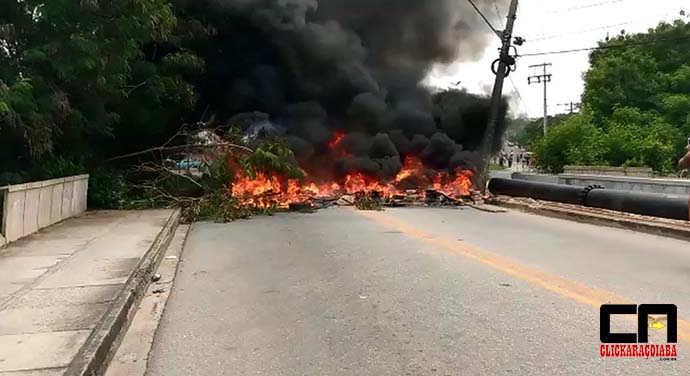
{"left": 488, "top": 178, "right": 690, "bottom": 221}
{"left": 488, "top": 178, "right": 586, "bottom": 205}
{"left": 585, "top": 189, "right": 689, "bottom": 221}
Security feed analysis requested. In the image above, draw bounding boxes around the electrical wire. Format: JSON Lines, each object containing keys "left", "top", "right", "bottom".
{"left": 493, "top": 0, "right": 504, "bottom": 28}
{"left": 546, "top": 0, "right": 624, "bottom": 15}
{"left": 518, "top": 34, "right": 690, "bottom": 57}
{"left": 466, "top": 0, "right": 501, "bottom": 38}
{"left": 508, "top": 76, "right": 531, "bottom": 114}
{"left": 527, "top": 12, "right": 682, "bottom": 42}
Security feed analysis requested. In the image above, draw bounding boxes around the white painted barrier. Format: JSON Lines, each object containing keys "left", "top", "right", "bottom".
{"left": 1, "top": 175, "right": 89, "bottom": 244}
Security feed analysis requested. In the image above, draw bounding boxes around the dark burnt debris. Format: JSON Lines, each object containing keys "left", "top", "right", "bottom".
{"left": 287, "top": 188, "right": 481, "bottom": 212}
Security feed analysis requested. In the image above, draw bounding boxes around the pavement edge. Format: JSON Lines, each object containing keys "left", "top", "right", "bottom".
{"left": 64, "top": 209, "right": 181, "bottom": 376}
{"left": 491, "top": 199, "right": 690, "bottom": 242}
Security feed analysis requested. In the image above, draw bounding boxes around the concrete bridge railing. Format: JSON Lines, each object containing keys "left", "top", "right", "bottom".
{"left": 1, "top": 174, "right": 89, "bottom": 246}
{"left": 563, "top": 165, "right": 655, "bottom": 178}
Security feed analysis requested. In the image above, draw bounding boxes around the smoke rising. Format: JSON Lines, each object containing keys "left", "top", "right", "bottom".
{"left": 180, "top": 0, "right": 509, "bottom": 180}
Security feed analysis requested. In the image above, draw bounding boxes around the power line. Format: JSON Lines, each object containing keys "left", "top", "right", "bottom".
{"left": 546, "top": 0, "right": 624, "bottom": 15}
{"left": 493, "top": 0, "right": 504, "bottom": 27}
{"left": 508, "top": 76, "right": 531, "bottom": 114}
{"left": 518, "top": 34, "right": 690, "bottom": 57}
{"left": 530, "top": 20, "right": 652, "bottom": 42}
{"left": 466, "top": 0, "right": 502, "bottom": 39}
{"left": 527, "top": 11, "right": 681, "bottom": 42}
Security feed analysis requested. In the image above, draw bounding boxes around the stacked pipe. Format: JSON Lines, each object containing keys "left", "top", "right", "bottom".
{"left": 488, "top": 178, "right": 690, "bottom": 221}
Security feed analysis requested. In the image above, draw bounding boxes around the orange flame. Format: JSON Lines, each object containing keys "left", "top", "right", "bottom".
{"left": 328, "top": 132, "right": 346, "bottom": 149}
{"left": 229, "top": 156, "right": 474, "bottom": 209}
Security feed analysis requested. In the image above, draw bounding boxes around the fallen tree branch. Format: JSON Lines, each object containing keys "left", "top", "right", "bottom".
{"left": 105, "top": 142, "right": 254, "bottom": 163}
{"left": 135, "top": 162, "right": 205, "bottom": 189}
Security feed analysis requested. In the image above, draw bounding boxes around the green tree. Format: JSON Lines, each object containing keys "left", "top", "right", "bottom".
{"left": 509, "top": 113, "right": 573, "bottom": 149}
{"left": 599, "top": 107, "right": 682, "bottom": 172}
{"left": 534, "top": 19, "right": 690, "bottom": 174}
{"left": 583, "top": 50, "right": 665, "bottom": 125}
{"left": 532, "top": 113, "right": 604, "bottom": 173}
{"left": 0, "top": 0, "right": 203, "bottom": 182}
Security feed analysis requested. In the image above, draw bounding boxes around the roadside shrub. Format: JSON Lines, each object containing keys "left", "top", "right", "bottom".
{"left": 532, "top": 114, "right": 604, "bottom": 173}
{"left": 88, "top": 168, "right": 131, "bottom": 209}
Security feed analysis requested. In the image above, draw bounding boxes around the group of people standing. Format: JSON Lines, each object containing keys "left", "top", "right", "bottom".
{"left": 496, "top": 151, "right": 533, "bottom": 171}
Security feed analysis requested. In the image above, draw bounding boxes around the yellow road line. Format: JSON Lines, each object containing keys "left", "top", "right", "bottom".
{"left": 358, "top": 210, "right": 690, "bottom": 343}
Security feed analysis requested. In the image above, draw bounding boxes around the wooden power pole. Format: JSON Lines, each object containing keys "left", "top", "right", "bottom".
{"left": 478, "top": 0, "right": 520, "bottom": 193}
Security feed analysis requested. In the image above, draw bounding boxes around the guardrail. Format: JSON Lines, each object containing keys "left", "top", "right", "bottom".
{"left": 1, "top": 174, "right": 89, "bottom": 245}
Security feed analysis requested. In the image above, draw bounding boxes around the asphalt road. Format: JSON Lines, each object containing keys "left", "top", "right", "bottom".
{"left": 147, "top": 207, "right": 690, "bottom": 375}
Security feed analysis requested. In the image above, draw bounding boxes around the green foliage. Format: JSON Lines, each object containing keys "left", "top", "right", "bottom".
{"left": 0, "top": 154, "right": 85, "bottom": 186}
{"left": 161, "top": 50, "right": 206, "bottom": 77}
{"left": 532, "top": 109, "right": 684, "bottom": 174}
{"left": 180, "top": 191, "right": 252, "bottom": 223}
{"left": 533, "top": 114, "right": 604, "bottom": 173}
{"left": 200, "top": 152, "right": 234, "bottom": 193}
{"left": 136, "top": 138, "right": 304, "bottom": 222}
{"left": 513, "top": 120, "right": 544, "bottom": 148}
{"left": 533, "top": 19, "right": 690, "bottom": 173}
{"left": 510, "top": 114, "right": 573, "bottom": 149}
{"left": 241, "top": 142, "right": 305, "bottom": 180}
{"left": 584, "top": 50, "right": 664, "bottom": 124}
{"left": 88, "top": 169, "right": 131, "bottom": 209}
{"left": 0, "top": 0, "right": 203, "bottom": 177}
{"left": 27, "top": 156, "right": 85, "bottom": 181}
{"left": 599, "top": 107, "right": 682, "bottom": 172}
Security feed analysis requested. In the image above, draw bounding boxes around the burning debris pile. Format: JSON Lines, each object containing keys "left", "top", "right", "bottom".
{"left": 135, "top": 126, "right": 484, "bottom": 222}
{"left": 227, "top": 130, "right": 480, "bottom": 212}
{"left": 127, "top": 0, "right": 510, "bottom": 221}
{"left": 229, "top": 159, "right": 478, "bottom": 211}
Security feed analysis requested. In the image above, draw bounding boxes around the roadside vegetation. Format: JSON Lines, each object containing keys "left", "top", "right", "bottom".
{"left": 510, "top": 20, "right": 690, "bottom": 174}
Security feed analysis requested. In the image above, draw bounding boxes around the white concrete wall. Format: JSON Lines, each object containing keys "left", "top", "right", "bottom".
{"left": 1, "top": 175, "right": 89, "bottom": 244}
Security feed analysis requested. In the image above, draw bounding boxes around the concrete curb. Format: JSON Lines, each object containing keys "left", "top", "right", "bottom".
{"left": 65, "top": 209, "right": 181, "bottom": 376}
{"left": 491, "top": 199, "right": 690, "bottom": 242}
{"left": 104, "top": 224, "right": 190, "bottom": 376}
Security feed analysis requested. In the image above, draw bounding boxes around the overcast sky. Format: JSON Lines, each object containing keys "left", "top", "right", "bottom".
{"left": 425, "top": 0, "right": 689, "bottom": 118}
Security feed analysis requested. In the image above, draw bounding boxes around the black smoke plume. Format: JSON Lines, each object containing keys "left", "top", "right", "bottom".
{"left": 178, "top": 0, "right": 509, "bottom": 180}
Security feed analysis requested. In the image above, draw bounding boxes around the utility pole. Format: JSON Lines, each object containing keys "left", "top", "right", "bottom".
{"left": 558, "top": 101, "right": 581, "bottom": 114}
{"left": 478, "top": 0, "right": 519, "bottom": 194}
{"left": 528, "top": 63, "right": 552, "bottom": 136}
